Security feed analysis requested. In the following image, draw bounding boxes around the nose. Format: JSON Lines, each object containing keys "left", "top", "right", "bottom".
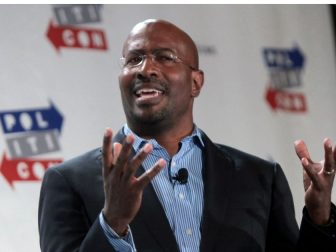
{"left": 136, "top": 55, "right": 159, "bottom": 80}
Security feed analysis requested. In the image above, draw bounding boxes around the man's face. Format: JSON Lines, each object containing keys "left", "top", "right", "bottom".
{"left": 119, "top": 22, "right": 200, "bottom": 128}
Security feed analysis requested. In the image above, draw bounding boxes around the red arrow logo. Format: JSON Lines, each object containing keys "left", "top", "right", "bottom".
{"left": 0, "top": 153, "right": 62, "bottom": 188}
{"left": 265, "top": 87, "right": 307, "bottom": 112}
{"left": 46, "top": 21, "right": 108, "bottom": 52}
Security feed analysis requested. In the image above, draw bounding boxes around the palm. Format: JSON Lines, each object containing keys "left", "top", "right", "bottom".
{"left": 295, "top": 139, "right": 335, "bottom": 225}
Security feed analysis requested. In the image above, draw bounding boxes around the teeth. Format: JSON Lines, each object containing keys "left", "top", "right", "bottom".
{"left": 135, "top": 88, "right": 163, "bottom": 96}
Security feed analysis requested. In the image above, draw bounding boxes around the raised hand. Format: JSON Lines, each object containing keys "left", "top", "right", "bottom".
{"left": 294, "top": 138, "right": 336, "bottom": 225}
{"left": 102, "top": 128, "right": 166, "bottom": 235}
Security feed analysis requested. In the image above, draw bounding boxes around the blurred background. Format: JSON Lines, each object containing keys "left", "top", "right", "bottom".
{"left": 0, "top": 4, "right": 335, "bottom": 251}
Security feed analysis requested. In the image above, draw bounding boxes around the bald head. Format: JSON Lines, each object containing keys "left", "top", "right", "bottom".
{"left": 118, "top": 19, "right": 205, "bottom": 137}
{"left": 122, "top": 19, "right": 199, "bottom": 69}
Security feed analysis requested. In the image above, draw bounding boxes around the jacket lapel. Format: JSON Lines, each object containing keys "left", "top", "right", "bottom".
{"left": 113, "top": 129, "right": 179, "bottom": 252}
{"left": 136, "top": 175, "right": 180, "bottom": 252}
{"left": 199, "top": 131, "right": 235, "bottom": 252}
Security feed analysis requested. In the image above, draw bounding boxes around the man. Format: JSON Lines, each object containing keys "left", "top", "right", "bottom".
{"left": 38, "top": 19, "right": 336, "bottom": 252}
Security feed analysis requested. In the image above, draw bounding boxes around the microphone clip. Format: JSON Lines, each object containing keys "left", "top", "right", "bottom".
{"left": 172, "top": 168, "right": 188, "bottom": 185}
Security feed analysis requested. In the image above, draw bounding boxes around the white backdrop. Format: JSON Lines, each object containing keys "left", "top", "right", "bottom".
{"left": 0, "top": 4, "right": 335, "bottom": 251}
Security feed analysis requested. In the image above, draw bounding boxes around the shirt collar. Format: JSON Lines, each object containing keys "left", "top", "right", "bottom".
{"left": 122, "top": 123, "right": 204, "bottom": 152}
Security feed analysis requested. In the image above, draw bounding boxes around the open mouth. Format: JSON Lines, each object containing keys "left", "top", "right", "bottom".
{"left": 135, "top": 88, "right": 164, "bottom": 100}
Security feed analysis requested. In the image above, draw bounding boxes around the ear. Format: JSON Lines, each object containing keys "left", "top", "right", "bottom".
{"left": 191, "top": 70, "right": 204, "bottom": 97}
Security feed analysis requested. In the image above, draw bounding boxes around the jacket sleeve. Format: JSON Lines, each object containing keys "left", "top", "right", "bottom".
{"left": 265, "top": 163, "right": 336, "bottom": 252}
{"left": 265, "top": 163, "right": 299, "bottom": 252}
{"left": 38, "top": 167, "right": 115, "bottom": 252}
{"left": 298, "top": 204, "right": 336, "bottom": 251}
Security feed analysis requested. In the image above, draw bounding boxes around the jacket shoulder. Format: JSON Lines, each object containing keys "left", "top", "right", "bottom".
{"left": 216, "top": 143, "right": 271, "bottom": 163}
{"left": 44, "top": 148, "right": 102, "bottom": 182}
{"left": 213, "top": 143, "right": 281, "bottom": 176}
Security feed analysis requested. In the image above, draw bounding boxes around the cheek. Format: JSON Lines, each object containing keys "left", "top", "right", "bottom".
{"left": 118, "top": 71, "right": 133, "bottom": 95}
{"left": 168, "top": 72, "right": 193, "bottom": 96}
{"left": 118, "top": 69, "right": 130, "bottom": 84}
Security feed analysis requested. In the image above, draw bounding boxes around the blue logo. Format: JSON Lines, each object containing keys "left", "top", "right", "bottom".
{"left": 0, "top": 100, "right": 64, "bottom": 158}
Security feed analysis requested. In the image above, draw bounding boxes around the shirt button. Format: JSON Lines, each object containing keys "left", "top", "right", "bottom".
{"left": 179, "top": 193, "right": 184, "bottom": 199}
{"left": 172, "top": 161, "right": 176, "bottom": 166}
{"left": 186, "top": 228, "right": 192, "bottom": 235}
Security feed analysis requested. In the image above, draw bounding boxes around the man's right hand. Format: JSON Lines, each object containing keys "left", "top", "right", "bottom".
{"left": 102, "top": 128, "right": 166, "bottom": 235}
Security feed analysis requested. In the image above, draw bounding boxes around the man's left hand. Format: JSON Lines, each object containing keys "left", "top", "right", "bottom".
{"left": 294, "top": 138, "right": 336, "bottom": 225}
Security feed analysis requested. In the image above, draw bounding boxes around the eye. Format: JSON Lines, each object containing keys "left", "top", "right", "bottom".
{"left": 125, "top": 54, "right": 143, "bottom": 66}
{"left": 155, "top": 52, "right": 175, "bottom": 64}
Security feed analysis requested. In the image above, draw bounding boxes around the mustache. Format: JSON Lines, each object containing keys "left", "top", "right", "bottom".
{"left": 131, "top": 78, "right": 168, "bottom": 93}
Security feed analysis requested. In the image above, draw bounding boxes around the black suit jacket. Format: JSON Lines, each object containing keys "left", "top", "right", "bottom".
{"left": 38, "top": 130, "right": 336, "bottom": 252}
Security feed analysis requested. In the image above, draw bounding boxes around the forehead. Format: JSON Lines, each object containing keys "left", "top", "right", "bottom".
{"left": 123, "top": 22, "right": 188, "bottom": 54}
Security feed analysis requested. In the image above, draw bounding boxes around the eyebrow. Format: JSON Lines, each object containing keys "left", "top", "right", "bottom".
{"left": 125, "top": 48, "right": 175, "bottom": 55}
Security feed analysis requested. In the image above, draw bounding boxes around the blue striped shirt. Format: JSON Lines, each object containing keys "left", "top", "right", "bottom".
{"left": 100, "top": 124, "right": 205, "bottom": 252}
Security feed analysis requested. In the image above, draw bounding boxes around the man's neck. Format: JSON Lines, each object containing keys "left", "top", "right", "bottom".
{"left": 151, "top": 129, "right": 194, "bottom": 157}
{"left": 128, "top": 122, "right": 194, "bottom": 157}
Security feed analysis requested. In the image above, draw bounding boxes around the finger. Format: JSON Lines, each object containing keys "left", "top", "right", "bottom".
{"left": 302, "top": 168, "right": 312, "bottom": 191}
{"left": 294, "top": 139, "right": 312, "bottom": 162}
{"left": 124, "top": 143, "right": 152, "bottom": 181}
{"left": 102, "top": 128, "right": 114, "bottom": 178}
{"left": 113, "top": 142, "right": 122, "bottom": 165}
{"left": 323, "top": 138, "right": 334, "bottom": 173}
{"left": 113, "top": 134, "right": 134, "bottom": 177}
{"left": 137, "top": 158, "right": 166, "bottom": 189}
{"left": 301, "top": 157, "right": 319, "bottom": 188}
